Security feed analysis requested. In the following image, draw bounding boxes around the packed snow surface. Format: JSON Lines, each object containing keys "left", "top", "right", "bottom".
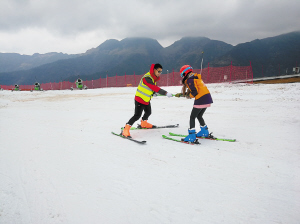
{"left": 1, "top": 83, "right": 300, "bottom": 224}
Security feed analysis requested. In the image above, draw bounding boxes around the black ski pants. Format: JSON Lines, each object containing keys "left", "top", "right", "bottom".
{"left": 127, "top": 100, "right": 151, "bottom": 126}
{"left": 189, "top": 107, "right": 206, "bottom": 129}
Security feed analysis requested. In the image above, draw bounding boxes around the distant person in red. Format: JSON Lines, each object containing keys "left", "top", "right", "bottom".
{"left": 179, "top": 65, "right": 213, "bottom": 143}
{"left": 122, "top": 63, "right": 173, "bottom": 138}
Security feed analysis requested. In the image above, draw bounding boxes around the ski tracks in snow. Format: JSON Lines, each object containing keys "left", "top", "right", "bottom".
{"left": 19, "top": 157, "right": 67, "bottom": 223}
{"left": 0, "top": 151, "right": 68, "bottom": 224}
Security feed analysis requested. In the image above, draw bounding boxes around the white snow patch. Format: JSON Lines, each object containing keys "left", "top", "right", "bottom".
{"left": 1, "top": 83, "right": 300, "bottom": 224}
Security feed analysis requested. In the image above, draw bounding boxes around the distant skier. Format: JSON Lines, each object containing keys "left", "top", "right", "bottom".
{"left": 179, "top": 65, "right": 213, "bottom": 143}
{"left": 122, "top": 63, "right": 173, "bottom": 137}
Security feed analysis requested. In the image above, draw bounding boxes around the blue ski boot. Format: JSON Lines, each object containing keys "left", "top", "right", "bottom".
{"left": 196, "top": 125, "right": 209, "bottom": 138}
{"left": 183, "top": 128, "right": 197, "bottom": 143}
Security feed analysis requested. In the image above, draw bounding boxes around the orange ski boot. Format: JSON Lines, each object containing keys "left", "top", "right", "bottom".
{"left": 122, "top": 124, "right": 131, "bottom": 137}
{"left": 140, "top": 120, "right": 153, "bottom": 129}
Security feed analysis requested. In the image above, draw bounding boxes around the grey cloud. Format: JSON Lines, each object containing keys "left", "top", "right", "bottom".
{"left": 0, "top": 0, "right": 299, "bottom": 54}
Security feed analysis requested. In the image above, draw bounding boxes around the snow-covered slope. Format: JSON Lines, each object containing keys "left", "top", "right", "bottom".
{"left": 1, "top": 83, "right": 299, "bottom": 224}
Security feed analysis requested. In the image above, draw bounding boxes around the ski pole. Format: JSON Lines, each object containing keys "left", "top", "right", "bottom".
{"left": 200, "top": 51, "right": 204, "bottom": 74}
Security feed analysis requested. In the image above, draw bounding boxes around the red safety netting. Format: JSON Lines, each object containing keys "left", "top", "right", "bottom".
{"left": 0, "top": 64, "right": 253, "bottom": 91}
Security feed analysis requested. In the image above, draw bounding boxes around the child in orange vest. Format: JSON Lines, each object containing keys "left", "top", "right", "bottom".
{"left": 179, "top": 65, "right": 213, "bottom": 143}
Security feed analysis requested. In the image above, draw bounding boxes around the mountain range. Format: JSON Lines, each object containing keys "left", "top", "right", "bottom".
{"left": 0, "top": 31, "right": 299, "bottom": 85}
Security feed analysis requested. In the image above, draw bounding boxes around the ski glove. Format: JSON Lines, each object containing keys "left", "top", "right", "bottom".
{"left": 166, "top": 92, "right": 173, "bottom": 98}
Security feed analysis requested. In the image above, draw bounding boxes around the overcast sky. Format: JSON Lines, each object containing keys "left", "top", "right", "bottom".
{"left": 1, "top": 0, "right": 299, "bottom": 55}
